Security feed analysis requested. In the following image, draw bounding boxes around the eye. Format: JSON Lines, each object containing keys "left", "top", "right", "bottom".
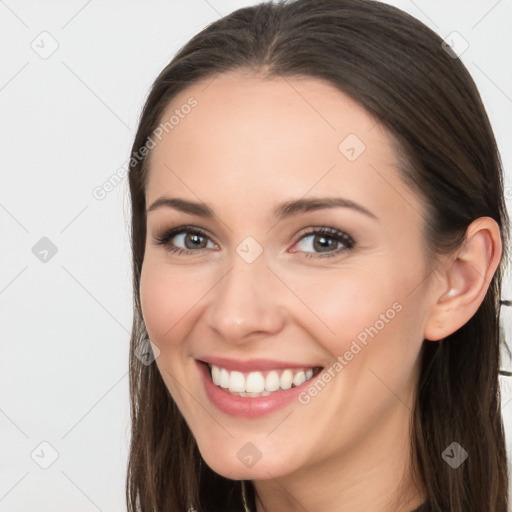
{"left": 291, "top": 227, "right": 355, "bottom": 259}
{"left": 153, "top": 225, "right": 355, "bottom": 259}
{"left": 153, "top": 226, "right": 217, "bottom": 255}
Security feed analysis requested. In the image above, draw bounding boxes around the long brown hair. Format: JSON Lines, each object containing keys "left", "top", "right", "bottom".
{"left": 126, "top": 1, "right": 511, "bottom": 510}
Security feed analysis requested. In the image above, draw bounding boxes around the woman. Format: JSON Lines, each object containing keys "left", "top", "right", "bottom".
{"left": 125, "top": 0, "right": 510, "bottom": 510}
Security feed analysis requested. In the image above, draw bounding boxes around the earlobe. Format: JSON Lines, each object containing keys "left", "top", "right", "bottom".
{"left": 423, "top": 217, "right": 502, "bottom": 342}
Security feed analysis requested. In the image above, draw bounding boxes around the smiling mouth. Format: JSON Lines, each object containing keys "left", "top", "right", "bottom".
{"left": 204, "top": 362, "right": 323, "bottom": 397}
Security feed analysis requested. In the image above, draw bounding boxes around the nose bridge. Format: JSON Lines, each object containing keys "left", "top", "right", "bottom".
{"left": 205, "top": 244, "right": 285, "bottom": 341}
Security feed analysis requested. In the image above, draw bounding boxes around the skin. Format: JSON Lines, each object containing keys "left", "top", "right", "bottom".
{"left": 139, "top": 70, "right": 502, "bottom": 512}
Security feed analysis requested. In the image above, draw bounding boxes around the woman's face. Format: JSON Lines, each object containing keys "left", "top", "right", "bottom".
{"left": 140, "top": 71, "right": 435, "bottom": 481}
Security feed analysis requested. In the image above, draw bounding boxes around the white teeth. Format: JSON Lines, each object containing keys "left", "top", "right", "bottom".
{"left": 229, "top": 371, "right": 245, "bottom": 393}
{"left": 219, "top": 368, "right": 230, "bottom": 388}
{"left": 246, "top": 372, "right": 265, "bottom": 393}
{"left": 292, "top": 370, "right": 306, "bottom": 386}
{"left": 280, "top": 369, "right": 293, "bottom": 390}
{"left": 211, "top": 365, "right": 220, "bottom": 385}
{"left": 265, "top": 371, "right": 280, "bottom": 392}
{"left": 208, "top": 364, "right": 317, "bottom": 396}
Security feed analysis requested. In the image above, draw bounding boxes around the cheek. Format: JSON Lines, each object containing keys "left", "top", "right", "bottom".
{"left": 288, "top": 261, "right": 424, "bottom": 368}
{"left": 139, "top": 262, "right": 207, "bottom": 346}
{"left": 139, "top": 262, "right": 209, "bottom": 410}
{"left": 286, "top": 267, "right": 400, "bottom": 347}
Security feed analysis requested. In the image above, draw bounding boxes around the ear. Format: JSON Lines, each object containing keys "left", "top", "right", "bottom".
{"left": 423, "top": 217, "right": 502, "bottom": 341}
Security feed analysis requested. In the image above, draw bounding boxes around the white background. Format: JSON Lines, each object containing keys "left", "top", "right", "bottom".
{"left": 1, "top": 0, "right": 511, "bottom": 510}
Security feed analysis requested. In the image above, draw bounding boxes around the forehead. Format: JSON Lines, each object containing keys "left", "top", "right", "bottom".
{"left": 145, "top": 71, "right": 422, "bottom": 224}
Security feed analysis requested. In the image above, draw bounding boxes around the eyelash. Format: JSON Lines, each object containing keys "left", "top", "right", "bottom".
{"left": 153, "top": 225, "right": 355, "bottom": 259}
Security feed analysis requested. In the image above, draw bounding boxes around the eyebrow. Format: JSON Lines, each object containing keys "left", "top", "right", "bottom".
{"left": 146, "top": 196, "right": 378, "bottom": 221}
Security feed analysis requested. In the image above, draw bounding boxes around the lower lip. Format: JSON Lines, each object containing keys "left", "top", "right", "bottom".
{"left": 197, "top": 360, "right": 316, "bottom": 418}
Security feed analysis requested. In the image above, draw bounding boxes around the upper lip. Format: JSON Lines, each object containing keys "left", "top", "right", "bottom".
{"left": 198, "top": 356, "right": 320, "bottom": 372}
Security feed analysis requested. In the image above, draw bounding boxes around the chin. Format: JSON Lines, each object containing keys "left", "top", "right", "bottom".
{"left": 195, "top": 434, "right": 299, "bottom": 481}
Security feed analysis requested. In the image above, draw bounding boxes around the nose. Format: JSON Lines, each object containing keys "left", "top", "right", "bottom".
{"left": 205, "top": 252, "right": 287, "bottom": 344}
